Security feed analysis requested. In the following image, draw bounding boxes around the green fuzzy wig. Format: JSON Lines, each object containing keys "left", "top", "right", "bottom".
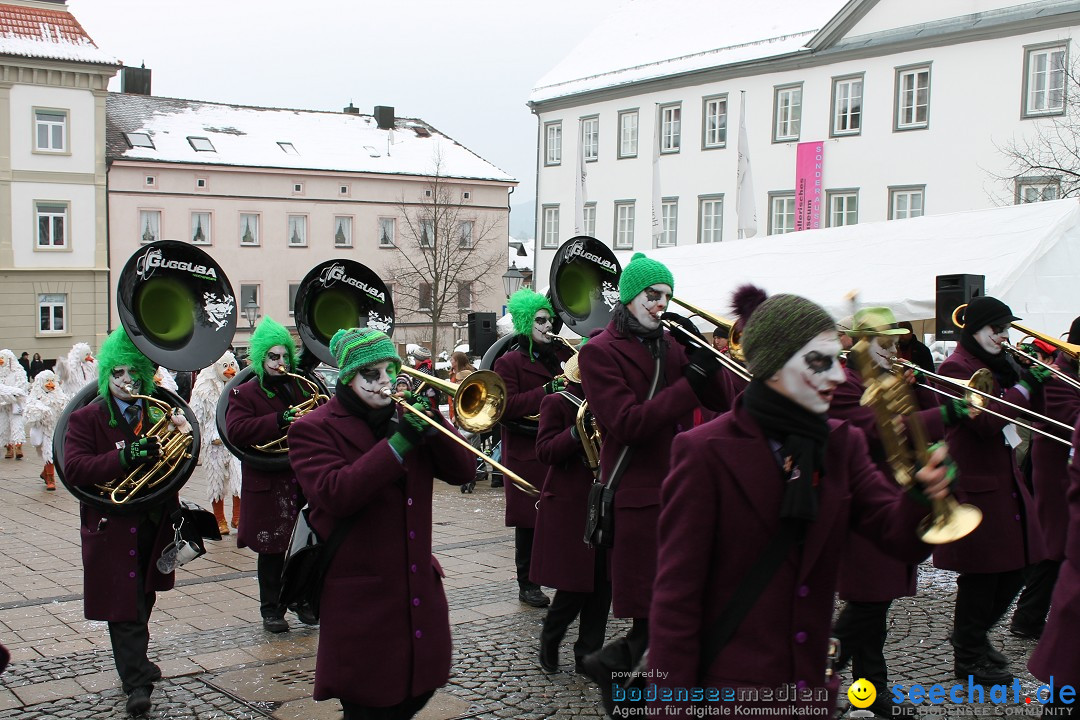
{"left": 96, "top": 329, "right": 156, "bottom": 427}
{"left": 249, "top": 316, "right": 299, "bottom": 397}
{"left": 508, "top": 288, "right": 554, "bottom": 359}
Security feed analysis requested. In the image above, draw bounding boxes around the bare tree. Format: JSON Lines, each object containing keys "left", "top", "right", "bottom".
{"left": 385, "top": 151, "right": 506, "bottom": 354}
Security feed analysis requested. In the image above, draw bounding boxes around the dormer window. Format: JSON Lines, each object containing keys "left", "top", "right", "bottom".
{"left": 125, "top": 132, "right": 154, "bottom": 149}
{"left": 188, "top": 136, "right": 215, "bottom": 152}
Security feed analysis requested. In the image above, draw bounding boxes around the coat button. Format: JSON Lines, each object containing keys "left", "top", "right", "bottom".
{"left": 1012, "top": 492, "right": 1017, "bottom": 498}
{"left": 1015, "top": 514, "right": 1021, "bottom": 521}
{"left": 796, "top": 680, "right": 808, "bottom": 691}
{"left": 129, "top": 571, "right": 136, "bottom": 578}
{"left": 410, "top": 564, "right": 417, "bottom": 573}
{"left": 413, "top": 597, "right": 420, "bottom": 606}
{"left": 797, "top": 585, "right": 809, "bottom": 598}
{"left": 130, "top": 527, "right": 137, "bottom": 534}
{"left": 414, "top": 630, "right": 422, "bottom": 639}
{"left": 795, "top": 631, "right": 807, "bottom": 644}
{"left": 409, "top": 530, "right": 416, "bottom": 540}
{"left": 129, "top": 550, "right": 136, "bottom": 557}
{"left": 407, "top": 498, "right": 413, "bottom": 506}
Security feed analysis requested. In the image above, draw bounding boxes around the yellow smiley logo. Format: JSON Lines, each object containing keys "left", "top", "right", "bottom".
{"left": 848, "top": 678, "right": 877, "bottom": 709}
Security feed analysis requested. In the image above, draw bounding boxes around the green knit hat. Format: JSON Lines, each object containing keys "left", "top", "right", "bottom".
{"left": 741, "top": 294, "right": 837, "bottom": 379}
{"left": 619, "top": 252, "right": 674, "bottom": 304}
{"left": 96, "top": 328, "right": 156, "bottom": 427}
{"left": 330, "top": 328, "right": 402, "bottom": 386}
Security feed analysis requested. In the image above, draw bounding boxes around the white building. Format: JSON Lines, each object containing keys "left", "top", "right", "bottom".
{"left": 0, "top": 0, "right": 119, "bottom": 357}
{"left": 528, "top": 0, "right": 1080, "bottom": 292}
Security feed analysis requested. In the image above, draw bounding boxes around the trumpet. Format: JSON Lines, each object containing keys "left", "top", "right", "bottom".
{"left": 382, "top": 388, "right": 539, "bottom": 497}
{"left": 252, "top": 370, "right": 331, "bottom": 454}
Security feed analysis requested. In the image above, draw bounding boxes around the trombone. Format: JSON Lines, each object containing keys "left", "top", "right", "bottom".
{"left": 399, "top": 366, "right": 506, "bottom": 435}
{"left": 662, "top": 297, "right": 753, "bottom": 383}
{"left": 1002, "top": 342, "right": 1080, "bottom": 393}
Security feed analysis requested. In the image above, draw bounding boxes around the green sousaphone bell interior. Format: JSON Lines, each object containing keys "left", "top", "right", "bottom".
{"left": 136, "top": 277, "right": 196, "bottom": 348}
{"left": 312, "top": 289, "right": 361, "bottom": 343}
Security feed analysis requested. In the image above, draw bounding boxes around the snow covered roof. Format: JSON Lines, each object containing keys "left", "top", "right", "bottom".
{"left": 0, "top": 2, "right": 118, "bottom": 66}
{"left": 529, "top": 0, "right": 850, "bottom": 104}
{"left": 106, "top": 93, "right": 516, "bottom": 183}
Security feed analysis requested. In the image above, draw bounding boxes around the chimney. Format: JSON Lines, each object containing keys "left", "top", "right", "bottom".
{"left": 343, "top": 102, "right": 360, "bottom": 115}
{"left": 374, "top": 105, "right": 395, "bottom": 130}
{"left": 122, "top": 65, "right": 152, "bottom": 95}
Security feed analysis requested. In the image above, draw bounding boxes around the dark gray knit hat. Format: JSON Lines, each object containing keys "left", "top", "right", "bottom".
{"left": 742, "top": 294, "right": 837, "bottom": 379}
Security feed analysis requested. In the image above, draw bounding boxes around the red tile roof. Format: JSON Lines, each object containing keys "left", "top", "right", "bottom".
{"left": 0, "top": 2, "right": 117, "bottom": 65}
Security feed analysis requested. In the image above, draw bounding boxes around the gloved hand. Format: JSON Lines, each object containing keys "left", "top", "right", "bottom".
{"left": 939, "top": 397, "right": 970, "bottom": 427}
{"left": 120, "top": 436, "right": 161, "bottom": 469}
{"left": 545, "top": 376, "right": 567, "bottom": 394}
{"left": 661, "top": 311, "right": 706, "bottom": 348}
{"left": 389, "top": 399, "right": 431, "bottom": 456}
{"left": 909, "top": 441, "right": 958, "bottom": 507}
{"left": 1019, "top": 364, "right": 1053, "bottom": 392}
{"left": 683, "top": 345, "right": 721, "bottom": 397}
{"left": 278, "top": 406, "right": 300, "bottom": 428}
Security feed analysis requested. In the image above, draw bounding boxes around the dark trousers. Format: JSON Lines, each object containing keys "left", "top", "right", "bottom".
{"left": 832, "top": 600, "right": 891, "bottom": 688}
{"left": 108, "top": 515, "right": 159, "bottom": 694}
{"left": 1012, "top": 559, "right": 1062, "bottom": 631}
{"left": 341, "top": 690, "right": 434, "bottom": 720}
{"left": 258, "top": 552, "right": 286, "bottom": 618}
{"left": 952, "top": 570, "right": 1025, "bottom": 659}
{"left": 541, "top": 551, "right": 613, "bottom": 662}
{"left": 515, "top": 527, "right": 538, "bottom": 590}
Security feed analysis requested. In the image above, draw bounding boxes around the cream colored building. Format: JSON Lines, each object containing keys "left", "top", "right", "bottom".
{"left": 0, "top": 0, "right": 119, "bottom": 358}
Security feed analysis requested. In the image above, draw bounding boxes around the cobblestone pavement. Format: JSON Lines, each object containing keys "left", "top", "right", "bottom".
{"left": 0, "top": 457, "right": 1050, "bottom": 718}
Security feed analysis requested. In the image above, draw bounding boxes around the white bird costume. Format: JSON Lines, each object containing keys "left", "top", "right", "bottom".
{"left": 190, "top": 352, "right": 242, "bottom": 534}
{"left": 155, "top": 366, "right": 179, "bottom": 393}
{"left": 23, "top": 370, "right": 66, "bottom": 490}
{"left": 55, "top": 342, "right": 97, "bottom": 396}
{"left": 0, "top": 349, "right": 29, "bottom": 460}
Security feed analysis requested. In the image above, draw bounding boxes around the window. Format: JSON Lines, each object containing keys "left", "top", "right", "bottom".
{"left": 419, "top": 282, "right": 433, "bottom": 310}
{"left": 36, "top": 202, "right": 67, "bottom": 248}
{"left": 419, "top": 219, "right": 434, "bottom": 248}
{"left": 145, "top": 175, "right": 156, "bottom": 187}
{"left": 895, "top": 65, "right": 930, "bottom": 130}
{"left": 769, "top": 193, "right": 796, "bottom": 235}
{"left": 38, "top": 294, "right": 66, "bottom": 333}
{"left": 581, "top": 116, "right": 599, "bottom": 161}
{"left": 340, "top": 184, "right": 350, "bottom": 196}
{"left": 618, "top": 110, "right": 639, "bottom": 158}
{"left": 614, "top": 202, "right": 636, "bottom": 250}
{"left": 889, "top": 186, "right": 925, "bottom": 219}
{"left": 292, "top": 182, "right": 304, "bottom": 195}
{"left": 240, "top": 285, "right": 259, "bottom": 316}
{"left": 583, "top": 203, "right": 596, "bottom": 237}
{"left": 660, "top": 104, "right": 681, "bottom": 153}
{"left": 702, "top": 95, "right": 727, "bottom": 149}
{"left": 831, "top": 75, "right": 863, "bottom": 137}
{"left": 190, "top": 212, "right": 211, "bottom": 244}
{"left": 288, "top": 215, "right": 307, "bottom": 247}
{"left": 139, "top": 210, "right": 161, "bottom": 244}
{"left": 1016, "top": 176, "right": 1061, "bottom": 203}
{"left": 288, "top": 284, "right": 300, "bottom": 315}
{"left": 698, "top": 196, "right": 723, "bottom": 243}
{"left": 542, "top": 205, "right": 560, "bottom": 249}
{"left": 457, "top": 281, "right": 474, "bottom": 310}
{"left": 827, "top": 190, "right": 859, "bottom": 227}
{"left": 334, "top": 216, "right": 353, "bottom": 247}
{"left": 773, "top": 84, "right": 803, "bottom": 142}
{"left": 34, "top": 110, "right": 67, "bottom": 152}
{"left": 458, "top": 220, "right": 474, "bottom": 249}
{"left": 277, "top": 141, "right": 298, "bottom": 154}
{"left": 463, "top": 191, "right": 471, "bottom": 201}
{"left": 126, "top": 132, "right": 154, "bottom": 149}
{"left": 187, "top": 136, "right": 215, "bottom": 152}
{"left": 1024, "top": 44, "right": 1067, "bottom": 117}
{"left": 658, "top": 200, "right": 677, "bottom": 248}
{"left": 545, "top": 122, "right": 562, "bottom": 165}
{"left": 196, "top": 177, "right": 207, "bottom": 189}
{"left": 379, "top": 217, "right": 396, "bottom": 247}
{"left": 239, "top": 213, "right": 260, "bottom": 246}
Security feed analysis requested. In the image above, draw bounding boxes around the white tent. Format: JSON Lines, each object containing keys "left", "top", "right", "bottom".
{"left": 649, "top": 198, "right": 1080, "bottom": 337}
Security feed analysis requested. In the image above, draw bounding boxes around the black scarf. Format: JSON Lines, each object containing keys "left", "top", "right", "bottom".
{"left": 743, "top": 380, "right": 830, "bottom": 539}
{"left": 335, "top": 383, "right": 396, "bottom": 438}
{"left": 517, "top": 335, "right": 563, "bottom": 376}
{"left": 613, "top": 304, "right": 665, "bottom": 359}
{"left": 959, "top": 331, "right": 1019, "bottom": 388}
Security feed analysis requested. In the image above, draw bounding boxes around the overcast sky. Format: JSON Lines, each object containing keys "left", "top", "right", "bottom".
{"left": 70, "top": 0, "right": 628, "bottom": 207}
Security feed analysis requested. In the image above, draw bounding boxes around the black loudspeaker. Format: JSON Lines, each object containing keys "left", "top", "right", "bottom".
{"left": 468, "top": 312, "right": 497, "bottom": 357}
{"left": 935, "top": 274, "right": 985, "bottom": 340}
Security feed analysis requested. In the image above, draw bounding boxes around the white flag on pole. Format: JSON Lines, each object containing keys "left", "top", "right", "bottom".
{"left": 736, "top": 91, "right": 758, "bottom": 239}
{"left": 575, "top": 122, "right": 588, "bottom": 235}
{"left": 651, "top": 107, "right": 663, "bottom": 241}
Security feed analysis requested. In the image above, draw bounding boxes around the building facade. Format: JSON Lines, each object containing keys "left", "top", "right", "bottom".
{"left": 0, "top": 0, "right": 118, "bottom": 357}
{"left": 528, "top": 0, "right": 1080, "bottom": 288}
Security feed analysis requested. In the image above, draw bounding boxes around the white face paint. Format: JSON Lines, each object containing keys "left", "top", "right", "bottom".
{"left": 974, "top": 324, "right": 1009, "bottom": 355}
{"left": 531, "top": 310, "right": 554, "bottom": 346}
{"left": 767, "top": 332, "right": 846, "bottom": 414}
{"left": 263, "top": 345, "right": 289, "bottom": 377}
{"left": 869, "top": 336, "right": 899, "bottom": 371}
{"left": 109, "top": 366, "right": 139, "bottom": 401}
{"left": 628, "top": 284, "right": 672, "bottom": 332}
{"left": 350, "top": 361, "right": 396, "bottom": 409}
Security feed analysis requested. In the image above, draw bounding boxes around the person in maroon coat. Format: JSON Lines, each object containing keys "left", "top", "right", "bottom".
{"left": 493, "top": 288, "right": 573, "bottom": 608}
{"left": 933, "top": 296, "right": 1050, "bottom": 685}
{"left": 225, "top": 317, "right": 311, "bottom": 633}
{"left": 577, "top": 253, "right": 735, "bottom": 707}
{"left": 288, "top": 328, "right": 474, "bottom": 720}
{"left": 532, "top": 352, "right": 611, "bottom": 674}
{"left": 649, "top": 293, "right": 953, "bottom": 717}
{"left": 63, "top": 328, "right": 180, "bottom": 716}
{"left": 1011, "top": 317, "right": 1080, "bottom": 640}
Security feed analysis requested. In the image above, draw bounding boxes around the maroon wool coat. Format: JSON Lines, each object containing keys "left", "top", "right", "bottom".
{"left": 649, "top": 404, "right": 932, "bottom": 712}
{"left": 1028, "top": 418, "right": 1080, "bottom": 687}
{"left": 288, "top": 396, "right": 474, "bottom": 707}
{"left": 578, "top": 320, "right": 735, "bottom": 619}
{"left": 493, "top": 341, "right": 573, "bottom": 528}
{"left": 64, "top": 398, "right": 178, "bottom": 621}
{"left": 1029, "top": 357, "right": 1080, "bottom": 561}
{"left": 932, "top": 345, "right": 1044, "bottom": 573}
{"left": 829, "top": 365, "right": 944, "bottom": 602}
{"left": 226, "top": 378, "right": 304, "bottom": 554}
{"left": 531, "top": 388, "right": 597, "bottom": 592}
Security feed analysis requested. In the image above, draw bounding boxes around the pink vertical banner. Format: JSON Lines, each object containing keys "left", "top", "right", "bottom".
{"left": 794, "top": 141, "right": 824, "bottom": 231}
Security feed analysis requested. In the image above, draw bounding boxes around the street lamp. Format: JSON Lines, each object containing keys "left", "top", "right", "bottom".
{"left": 502, "top": 262, "right": 525, "bottom": 298}
{"left": 243, "top": 302, "right": 260, "bottom": 329}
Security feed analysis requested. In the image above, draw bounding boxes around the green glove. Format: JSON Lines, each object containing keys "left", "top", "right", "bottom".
{"left": 908, "top": 441, "right": 958, "bottom": 507}
{"left": 545, "top": 376, "right": 567, "bottom": 394}
{"left": 120, "top": 436, "right": 161, "bottom": 469}
{"left": 278, "top": 407, "right": 300, "bottom": 428}
{"left": 940, "top": 397, "right": 970, "bottom": 427}
{"left": 388, "top": 400, "right": 431, "bottom": 456}
{"left": 1020, "top": 364, "right": 1053, "bottom": 392}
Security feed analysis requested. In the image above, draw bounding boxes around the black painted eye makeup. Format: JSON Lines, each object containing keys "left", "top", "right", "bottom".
{"left": 358, "top": 369, "right": 381, "bottom": 382}
{"left": 267, "top": 351, "right": 282, "bottom": 362}
{"left": 803, "top": 351, "right": 834, "bottom": 374}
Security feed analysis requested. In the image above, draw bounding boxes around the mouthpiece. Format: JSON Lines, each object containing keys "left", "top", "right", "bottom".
{"left": 381, "top": 388, "right": 393, "bottom": 397}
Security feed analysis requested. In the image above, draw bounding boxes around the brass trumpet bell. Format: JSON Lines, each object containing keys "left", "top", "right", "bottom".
{"left": 919, "top": 500, "right": 983, "bottom": 545}
{"left": 400, "top": 366, "right": 506, "bottom": 434}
